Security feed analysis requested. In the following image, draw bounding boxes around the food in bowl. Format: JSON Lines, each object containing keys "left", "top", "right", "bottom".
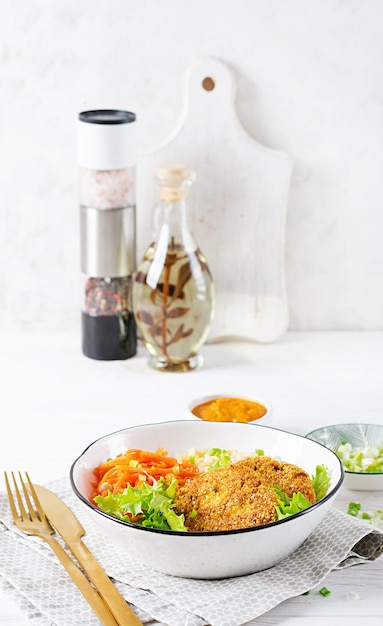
{"left": 336, "top": 441, "right": 383, "bottom": 473}
{"left": 173, "top": 455, "right": 326, "bottom": 532}
{"left": 306, "top": 423, "right": 383, "bottom": 491}
{"left": 189, "top": 394, "right": 270, "bottom": 423}
{"left": 91, "top": 446, "right": 330, "bottom": 532}
{"left": 70, "top": 421, "right": 343, "bottom": 578}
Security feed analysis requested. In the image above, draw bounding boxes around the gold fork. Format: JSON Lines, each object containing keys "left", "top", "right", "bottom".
{"left": 5, "top": 471, "right": 119, "bottom": 626}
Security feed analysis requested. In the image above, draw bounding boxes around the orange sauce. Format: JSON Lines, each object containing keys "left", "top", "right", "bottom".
{"left": 191, "top": 397, "right": 268, "bottom": 423}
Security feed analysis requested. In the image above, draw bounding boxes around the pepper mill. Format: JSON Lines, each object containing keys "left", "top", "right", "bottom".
{"left": 78, "top": 109, "right": 137, "bottom": 360}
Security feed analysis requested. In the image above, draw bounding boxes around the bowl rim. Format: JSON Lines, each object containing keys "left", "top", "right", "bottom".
{"left": 305, "top": 422, "right": 383, "bottom": 476}
{"left": 70, "top": 420, "right": 344, "bottom": 537}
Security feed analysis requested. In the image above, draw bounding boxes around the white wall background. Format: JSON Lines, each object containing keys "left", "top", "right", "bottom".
{"left": 1, "top": 0, "right": 382, "bottom": 333}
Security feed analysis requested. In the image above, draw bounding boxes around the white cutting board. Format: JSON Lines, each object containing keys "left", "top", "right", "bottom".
{"left": 137, "top": 57, "right": 292, "bottom": 343}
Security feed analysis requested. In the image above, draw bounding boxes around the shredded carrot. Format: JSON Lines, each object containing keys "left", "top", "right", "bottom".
{"left": 91, "top": 447, "right": 199, "bottom": 500}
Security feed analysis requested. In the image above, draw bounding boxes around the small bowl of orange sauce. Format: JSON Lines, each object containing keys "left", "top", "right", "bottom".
{"left": 187, "top": 394, "right": 272, "bottom": 425}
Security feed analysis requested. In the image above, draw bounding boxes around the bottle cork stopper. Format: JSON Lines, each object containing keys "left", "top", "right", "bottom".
{"left": 155, "top": 164, "right": 194, "bottom": 201}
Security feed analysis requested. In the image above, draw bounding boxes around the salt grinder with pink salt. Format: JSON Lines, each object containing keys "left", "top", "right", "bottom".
{"left": 78, "top": 109, "right": 137, "bottom": 360}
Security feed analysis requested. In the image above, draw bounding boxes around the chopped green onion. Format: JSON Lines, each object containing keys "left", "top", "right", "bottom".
{"left": 371, "top": 509, "right": 383, "bottom": 527}
{"left": 336, "top": 442, "right": 383, "bottom": 473}
{"left": 207, "top": 448, "right": 232, "bottom": 470}
{"left": 346, "top": 503, "right": 383, "bottom": 529}
{"left": 347, "top": 502, "right": 361, "bottom": 517}
{"left": 319, "top": 587, "right": 331, "bottom": 597}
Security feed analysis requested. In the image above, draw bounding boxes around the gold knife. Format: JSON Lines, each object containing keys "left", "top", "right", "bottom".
{"left": 33, "top": 484, "right": 143, "bottom": 626}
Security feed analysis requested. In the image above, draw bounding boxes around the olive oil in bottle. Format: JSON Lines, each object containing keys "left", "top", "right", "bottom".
{"left": 133, "top": 164, "right": 214, "bottom": 372}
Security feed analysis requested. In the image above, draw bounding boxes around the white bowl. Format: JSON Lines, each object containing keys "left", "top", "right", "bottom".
{"left": 187, "top": 393, "right": 272, "bottom": 425}
{"left": 70, "top": 421, "right": 343, "bottom": 579}
{"left": 306, "top": 423, "right": 383, "bottom": 491}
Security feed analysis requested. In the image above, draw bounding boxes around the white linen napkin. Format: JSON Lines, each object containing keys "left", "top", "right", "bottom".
{"left": 0, "top": 477, "right": 382, "bottom": 626}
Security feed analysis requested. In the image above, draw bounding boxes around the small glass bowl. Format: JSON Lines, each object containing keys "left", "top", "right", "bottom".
{"left": 306, "top": 423, "right": 383, "bottom": 491}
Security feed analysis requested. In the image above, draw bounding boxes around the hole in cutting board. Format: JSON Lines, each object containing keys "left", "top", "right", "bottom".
{"left": 202, "top": 77, "right": 215, "bottom": 91}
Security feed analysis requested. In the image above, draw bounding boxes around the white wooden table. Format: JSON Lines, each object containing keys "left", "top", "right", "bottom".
{"left": 1, "top": 330, "right": 382, "bottom": 625}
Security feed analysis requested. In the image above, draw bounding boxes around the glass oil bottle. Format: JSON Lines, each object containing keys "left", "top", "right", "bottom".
{"left": 133, "top": 163, "right": 215, "bottom": 372}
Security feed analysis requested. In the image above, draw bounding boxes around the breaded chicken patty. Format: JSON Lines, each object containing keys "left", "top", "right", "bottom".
{"left": 235, "top": 456, "right": 316, "bottom": 503}
{"left": 174, "top": 455, "right": 316, "bottom": 532}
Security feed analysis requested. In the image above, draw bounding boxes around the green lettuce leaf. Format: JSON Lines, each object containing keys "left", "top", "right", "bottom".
{"left": 273, "top": 464, "right": 332, "bottom": 520}
{"left": 273, "top": 485, "right": 313, "bottom": 519}
{"left": 311, "top": 464, "right": 331, "bottom": 501}
{"left": 94, "top": 478, "right": 186, "bottom": 532}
